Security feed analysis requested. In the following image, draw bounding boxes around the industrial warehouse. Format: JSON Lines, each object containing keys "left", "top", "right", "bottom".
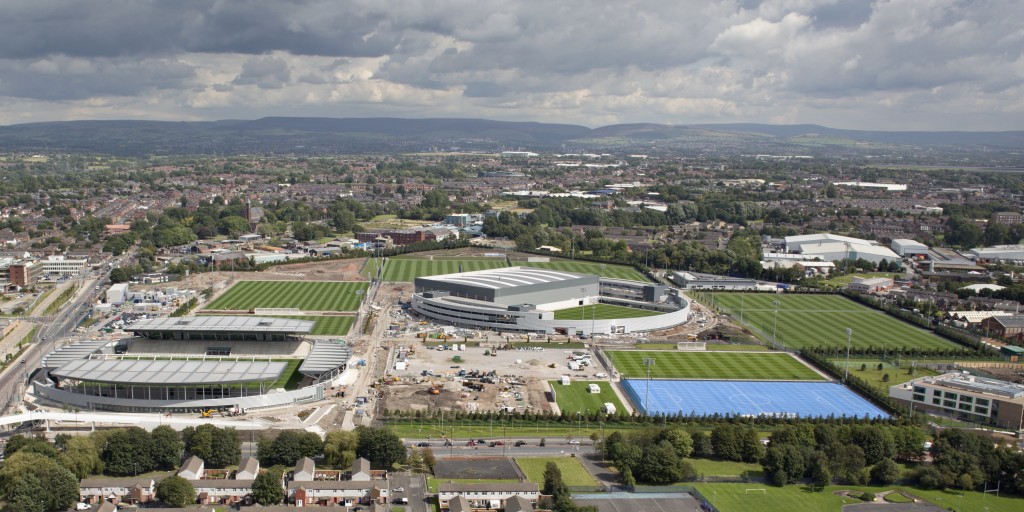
{"left": 31, "top": 316, "right": 352, "bottom": 413}
{"left": 410, "top": 266, "right": 690, "bottom": 335}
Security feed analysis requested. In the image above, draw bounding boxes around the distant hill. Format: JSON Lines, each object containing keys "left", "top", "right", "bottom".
{"left": 0, "top": 117, "right": 1020, "bottom": 156}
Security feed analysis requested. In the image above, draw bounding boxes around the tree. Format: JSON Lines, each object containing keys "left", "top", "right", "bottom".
{"left": 252, "top": 468, "right": 285, "bottom": 505}
{"left": 258, "top": 430, "right": 323, "bottom": 466}
{"left": 810, "top": 452, "right": 832, "bottom": 490}
{"left": 156, "top": 475, "right": 195, "bottom": 508}
{"left": 635, "top": 440, "right": 694, "bottom": 484}
{"left": 102, "top": 427, "right": 153, "bottom": 476}
{"left": 60, "top": 436, "right": 104, "bottom": 479}
{"left": 323, "top": 430, "right": 358, "bottom": 467}
{"left": 621, "top": 467, "right": 636, "bottom": 487}
{"left": 830, "top": 444, "right": 867, "bottom": 485}
{"left": 710, "top": 424, "right": 741, "bottom": 461}
{"left": 690, "top": 431, "right": 713, "bottom": 458}
{"left": 422, "top": 447, "right": 436, "bottom": 472}
{"left": 762, "top": 444, "right": 807, "bottom": 486}
{"left": 543, "top": 462, "right": 568, "bottom": 498}
{"left": 182, "top": 424, "right": 241, "bottom": 468}
{"left": 3, "top": 435, "right": 59, "bottom": 460}
{"left": 150, "top": 425, "right": 183, "bottom": 470}
{"left": 0, "top": 451, "right": 79, "bottom": 512}
{"left": 871, "top": 458, "right": 901, "bottom": 485}
{"left": 355, "top": 427, "right": 406, "bottom": 469}
{"left": 662, "top": 427, "right": 693, "bottom": 458}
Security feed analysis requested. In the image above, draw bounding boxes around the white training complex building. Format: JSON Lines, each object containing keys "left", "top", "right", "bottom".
{"left": 411, "top": 266, "right": 690, "bottom": 335}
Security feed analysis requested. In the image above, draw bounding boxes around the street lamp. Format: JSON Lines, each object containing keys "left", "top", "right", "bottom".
{"left": 772, "top": 300, "right": 781, "bottom": 348}
{"left": 643, "top": 357, "right": 656, "bottom": 414}
{"left": 844, "top": 328, "right": 853, "bottom": 382}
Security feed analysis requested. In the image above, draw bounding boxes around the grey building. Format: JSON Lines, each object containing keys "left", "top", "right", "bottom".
{"left": 670, "top": 271, "right": 758, "bottom": 291}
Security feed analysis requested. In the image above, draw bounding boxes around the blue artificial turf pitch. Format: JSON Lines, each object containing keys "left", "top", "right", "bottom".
{"left": 621, "top": 379, "right": 889, "bottom": 419}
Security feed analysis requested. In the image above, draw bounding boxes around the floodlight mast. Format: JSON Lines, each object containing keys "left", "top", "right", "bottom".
{"left": 643, "top": 357, "right": 656, "bottom": 414}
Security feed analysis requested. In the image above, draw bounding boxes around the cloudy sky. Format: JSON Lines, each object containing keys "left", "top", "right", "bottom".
{"left": 1, "top": 0, "right": 1021, "bottom": 130}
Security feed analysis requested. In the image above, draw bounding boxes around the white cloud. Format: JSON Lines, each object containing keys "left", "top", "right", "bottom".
{"left": 0, "top": 0, "right": 1019, "bottom": 130}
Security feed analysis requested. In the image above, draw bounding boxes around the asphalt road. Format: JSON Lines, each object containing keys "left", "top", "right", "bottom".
{"left": 0, "top": 272, "right": 108, "bottom": 416}
{"left": 389, "top": 471, "right": 427, "bottom": 512}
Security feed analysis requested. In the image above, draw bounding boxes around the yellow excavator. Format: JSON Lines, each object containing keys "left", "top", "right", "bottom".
{"left": 199, "top": 409, "right": 218, "bottom": 418}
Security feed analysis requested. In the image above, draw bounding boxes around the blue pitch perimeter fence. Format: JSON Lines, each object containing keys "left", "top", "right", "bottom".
{"left": 622, "top": 379, "right": 889, "bottom": 419}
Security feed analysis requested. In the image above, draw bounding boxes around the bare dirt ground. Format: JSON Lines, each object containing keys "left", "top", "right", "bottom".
{"left": 977, "top": 365, "right": 1024, "bottom": 384}
{"left": 132, "top": 258, "right": 371, "bottom": 298}
{"left": 379, "top": 343, "right": 599, "bottom": 415}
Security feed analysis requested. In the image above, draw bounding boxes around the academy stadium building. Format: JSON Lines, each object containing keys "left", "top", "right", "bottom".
{"left": 411, "top": 266, "right": 690, "bottom": 335}
{"left": 32, "top": 316, "right": 353, "bottom": 413}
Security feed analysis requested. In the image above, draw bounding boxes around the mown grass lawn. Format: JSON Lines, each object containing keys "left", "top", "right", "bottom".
{"left": 382, "top": 258, "right": 508, "bottom": 281}
{"left": 549, "top": 381, "right": 626, "bottom": 415}
{"left": 688, "top": 459, "right": 763, "bottom": 478}
{"left": 706, "top": 293, "right": 957, "bottom": 351}
{"left": 608, "top": 351, "right": 824, "bottom": 380}
{"left": 553, "top": 303, "right": 663, "bottom": 320}
{"left": 827, "top": 359, "right": 939, "bottom": 392}
{"left": 695, "top": 483, "right": 1024, "bottom": 512}
{"left": 205, "top": 281, "right": 368, "bottom": 311}
{"left": 516, "top": 457, "right": 597, "bottom": 487}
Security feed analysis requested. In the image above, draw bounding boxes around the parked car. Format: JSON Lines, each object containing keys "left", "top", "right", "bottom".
{"left": 417, "top": 442, "right": 431, "bottom": 447}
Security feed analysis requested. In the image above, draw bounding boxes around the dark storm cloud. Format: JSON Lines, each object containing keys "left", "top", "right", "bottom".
{"left": 0, "top": 0, "right": 400, "bottom": 59}
{"left": 0, "top": 0, "right": 1020, "bottom": 130}
{"left": 233, "top": 56, "right": 291, "bottom": 89}
{"left": 0, "top": 57, "right": 195, "bottom": 100}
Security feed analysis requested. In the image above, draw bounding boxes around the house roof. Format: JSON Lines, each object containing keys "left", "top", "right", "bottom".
{"left": 295, "top": 456, "right": 315, "bottom": 475}
{"left": 352, "top": 457, "right": 370, "bottom": 475}
{"left": 189, "top": 479, "right": 256, "bottom": 490}
{"left": 448, "top": 496, "right": 471, "bottom": 512}
{"left": 238, "top": 457, "right": 260, "bottom": 475}
{"left": 993, "top": 316, "right": 1024, "bottom": 329}
{"left": 80, "top": 477, "right": 154, "bottom": 489}
{"left": 287, "top": 481, "right": 378, "bottom": 490}
{"left": 179, "top": 455, "right": 204, "bottom": 476}
{"left": 504, "top": 495, "right": 535, "bottom": 512}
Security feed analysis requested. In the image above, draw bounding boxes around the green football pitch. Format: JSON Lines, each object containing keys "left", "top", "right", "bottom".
{"left": 548, "top": 381, "right": 627, "bottom": 414}
{"left": 705, "top": 293, "right": 958, "bottom": 351}
{"left": 381, "top": 258, "right": 508, "bottom": 281}
{"left": 553, "top": 303, "right": 663, "bottom": 320}
{"left": 205, "top": 281, "right": 368, "bottom": 311}
{"left": 608, "top": 351, "right": 825, "bottom": 380}
{"left": 517, "top": 260, "right": 650, "bottom": 282}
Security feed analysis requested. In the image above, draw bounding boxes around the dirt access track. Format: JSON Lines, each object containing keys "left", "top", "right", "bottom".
{"left": 136, "top": 258, "right": 372, "bottom": 293}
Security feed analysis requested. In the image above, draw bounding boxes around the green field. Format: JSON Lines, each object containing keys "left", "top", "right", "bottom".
{"left": 828, "top": 359, "right": 939, "bottom": 392}
{"left": 516, "top": 457, "right": 598, "bottom": 487}
{"left": 205, "top": 281, "right": 368, "bottom": 311}
{"left": 706, "top": 293, "right": 957, "bottom": 351}
{"left": 695, "top": 483, "right": 1024, "bottom": 512}
{"left": 548, "top": 381, "right": 627, "bottom": 415}
{"left": 553, "top": 304, "right": 663, "bottom": 321}
{"left": 688, "top": 459, "right": 763, "bottom": 478}
{"left": 271, "top": 359, "right": 304, "bottom": 389}
{"left": 608, "top": 351, "right": 825, "bottom": 380}
{"left": 517, "top": 260, "right": 650, "bottom": 282}
{"left": 382, "top": 258, "right": 508, "bottom": 281}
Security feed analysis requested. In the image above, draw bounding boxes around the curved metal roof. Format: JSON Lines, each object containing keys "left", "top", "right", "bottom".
{"left": 52, "top": 358, "right": 287, "bottom": 385}
{"left": 299, "top": 340, "right": 353, "bottom": 376}
{"left": 41, "top": 340, "right": 111, "bottom": 370}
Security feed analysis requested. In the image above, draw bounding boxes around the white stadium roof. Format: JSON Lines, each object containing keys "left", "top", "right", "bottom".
{"left": 52, "top": 358, "right": 288, "bottom": 385}
{"left": 128, "top": 316, "right": 314, "bottom": 333}
{"left": 299, "top": 340, "right": 353, "bottom": 377}
{"left": 41, "top": 340, "right": 110, "bottom": 370}
{"left": 418, "top": 266, "right": 590, "bottom": 289}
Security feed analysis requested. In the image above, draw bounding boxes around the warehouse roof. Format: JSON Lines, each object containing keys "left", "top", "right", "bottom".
{"left": 299, "top": 340, "right": 353, "bottom": 376}
{"left": 418, "top": 266, "right": 590, "bottom": 289}
{"left": 127, "top": 316, "right": 314, "bottom": 333}
{"left": 52, "top": 358, "right": 287, "bottom": 385}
